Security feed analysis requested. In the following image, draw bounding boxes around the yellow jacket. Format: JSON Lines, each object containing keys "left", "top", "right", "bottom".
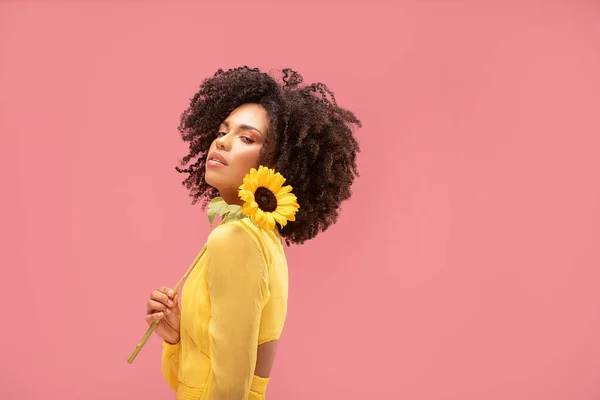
{"left": 161, "top": 217, "right": 289, "bottom": 399}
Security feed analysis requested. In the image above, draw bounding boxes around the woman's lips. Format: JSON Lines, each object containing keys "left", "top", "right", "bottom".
{"left": 207, "top": 152, "right": 228, "bottom": 167}
{"left": 207, "top": 159, "right": 227, "bottom": 167}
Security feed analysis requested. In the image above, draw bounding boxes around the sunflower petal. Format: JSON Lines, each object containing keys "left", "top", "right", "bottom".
{"left": 263, "top": 212, "right": 276, "bottom": 230}
{"left": 275, "top": 185, "right": 293, "bottom": 197}
{"left": 275, "top": 195, "right": 298, "bottom": 207}
{"left": 270, "top": 172, "right": 286, "bottom": 191}
{"left": 253, "top": 208, "right": 267, "bottom": 227}
{"left": 266, "top": 168, "right": 275, "bottom": 185}
{"left": 256, "top": 166, "right": 268, "bottom": 188}
{"left": 238, "top": 190, "right": 255, "bottom": 203}
{"left": 242, "top": 201, "right": 259, "bottom": 217}
{"left": 241, "top": 169, "right": 258, "bottom": 192}
{"left": 272, "top": 212, "right": 289, "bottom": 227}
{"left": 275, "top": 205, "right": 299, "bottom": 220}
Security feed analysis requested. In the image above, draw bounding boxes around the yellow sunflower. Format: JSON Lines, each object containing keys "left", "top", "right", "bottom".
{"left": 238, "top": 166, "right": 300, "bottom": 230}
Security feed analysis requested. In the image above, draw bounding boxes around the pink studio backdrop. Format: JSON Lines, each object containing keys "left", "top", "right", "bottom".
{"left": 1, "top": 1, "right": 599, "bottom": 399}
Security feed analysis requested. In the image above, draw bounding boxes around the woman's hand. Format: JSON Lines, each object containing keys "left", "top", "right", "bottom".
{"left": 146, "top": 286, "right": 181, "bottom": 344}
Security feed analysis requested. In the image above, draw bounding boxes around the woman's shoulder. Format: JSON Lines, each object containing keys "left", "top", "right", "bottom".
{"left": 207, "top": 218, "right": 283, "bottom": 270}
{"left": 207, "top": 218, "right": 283, "bottom": 261}
{"left": 208, "top": 218, "right": 269, "bottom": 247}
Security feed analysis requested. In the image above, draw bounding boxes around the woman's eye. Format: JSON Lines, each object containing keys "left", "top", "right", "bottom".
{"left": 217, "top": 131, "right": 226, "bottom": 137}
{"left": 241, "top": 136, "right": 254, "bottom": 143}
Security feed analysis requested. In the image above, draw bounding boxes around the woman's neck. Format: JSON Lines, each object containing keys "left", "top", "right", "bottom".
{"left": 218, "top": 189, "right": 244, "bottom": 207}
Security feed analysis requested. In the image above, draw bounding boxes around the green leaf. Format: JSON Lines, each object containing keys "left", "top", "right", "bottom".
{"left": 228, "top": 204, "right": 242, "bottom": 214}
{"left": 208, "top": 197, "right": 227, "bottom": 227}
{"left": 207, "top": 198, "right": 249, "bottom": 226}
{"left": 224, "top": 205, "right": 245, "bottom": 223}
{"left": 218, "top": 203, "right": 230, "bottom": 216}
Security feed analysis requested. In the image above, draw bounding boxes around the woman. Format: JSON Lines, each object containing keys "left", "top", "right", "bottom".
{"left": 145, "top": 66, "right": 361, "bottom": 399}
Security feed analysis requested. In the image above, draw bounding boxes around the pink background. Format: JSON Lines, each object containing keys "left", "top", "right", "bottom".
{"left": 2, "top": 1, "right": 600, "bottom": 399}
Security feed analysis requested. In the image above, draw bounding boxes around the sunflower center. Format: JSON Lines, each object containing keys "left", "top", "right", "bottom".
{"left": 255, "top": 187, "right": 278, "bottom": 212}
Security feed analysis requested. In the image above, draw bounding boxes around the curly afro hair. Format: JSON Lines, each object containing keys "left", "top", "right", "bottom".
{"left": 175, "top": 66, "right": 361, "bottom": 245}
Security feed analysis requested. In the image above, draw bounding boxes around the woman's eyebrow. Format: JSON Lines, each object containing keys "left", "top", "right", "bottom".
{"left": 221, "top": 120, "right": 263, "bottom": 136}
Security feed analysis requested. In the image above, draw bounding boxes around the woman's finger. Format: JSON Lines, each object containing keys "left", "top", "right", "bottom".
{"left": 158, "top": 286, "right": 177, "bottom": 300}
{"left": 158, "top": 286, "right": 176, "bottom": 300}
{"left": 147, "top": 299, "right": 167, "bottom": 313}
{"left": 151, "top": 289, "right": 174, "bottom": 307}
{"left": 169, "top": 293, "right": 181, "bottom": 313}
{"left": 146, "top": 311, "right": 164, "bottom": 324}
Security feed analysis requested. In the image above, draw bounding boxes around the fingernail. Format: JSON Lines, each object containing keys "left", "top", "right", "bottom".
{"left": 165, "top": 308, "right": 171, "bottom": 315}
{"left": 168, "top": 289, "right": 174, "bottom": 296}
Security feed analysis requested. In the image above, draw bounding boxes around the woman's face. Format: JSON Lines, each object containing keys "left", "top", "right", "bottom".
{"left": 205, "top": 103, "right": 269, "bottom": 204}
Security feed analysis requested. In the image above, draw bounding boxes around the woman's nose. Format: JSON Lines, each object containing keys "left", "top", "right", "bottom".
{"left": 216, "top": 134, "right": 230, "bottom": 150}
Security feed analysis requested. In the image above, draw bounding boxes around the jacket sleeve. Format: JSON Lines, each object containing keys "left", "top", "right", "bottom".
{"left": 161, "top": 340, "right": 180, "bottom": 391}
{"left": 205, "top": 223, "right": 270, "bottom": 400}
